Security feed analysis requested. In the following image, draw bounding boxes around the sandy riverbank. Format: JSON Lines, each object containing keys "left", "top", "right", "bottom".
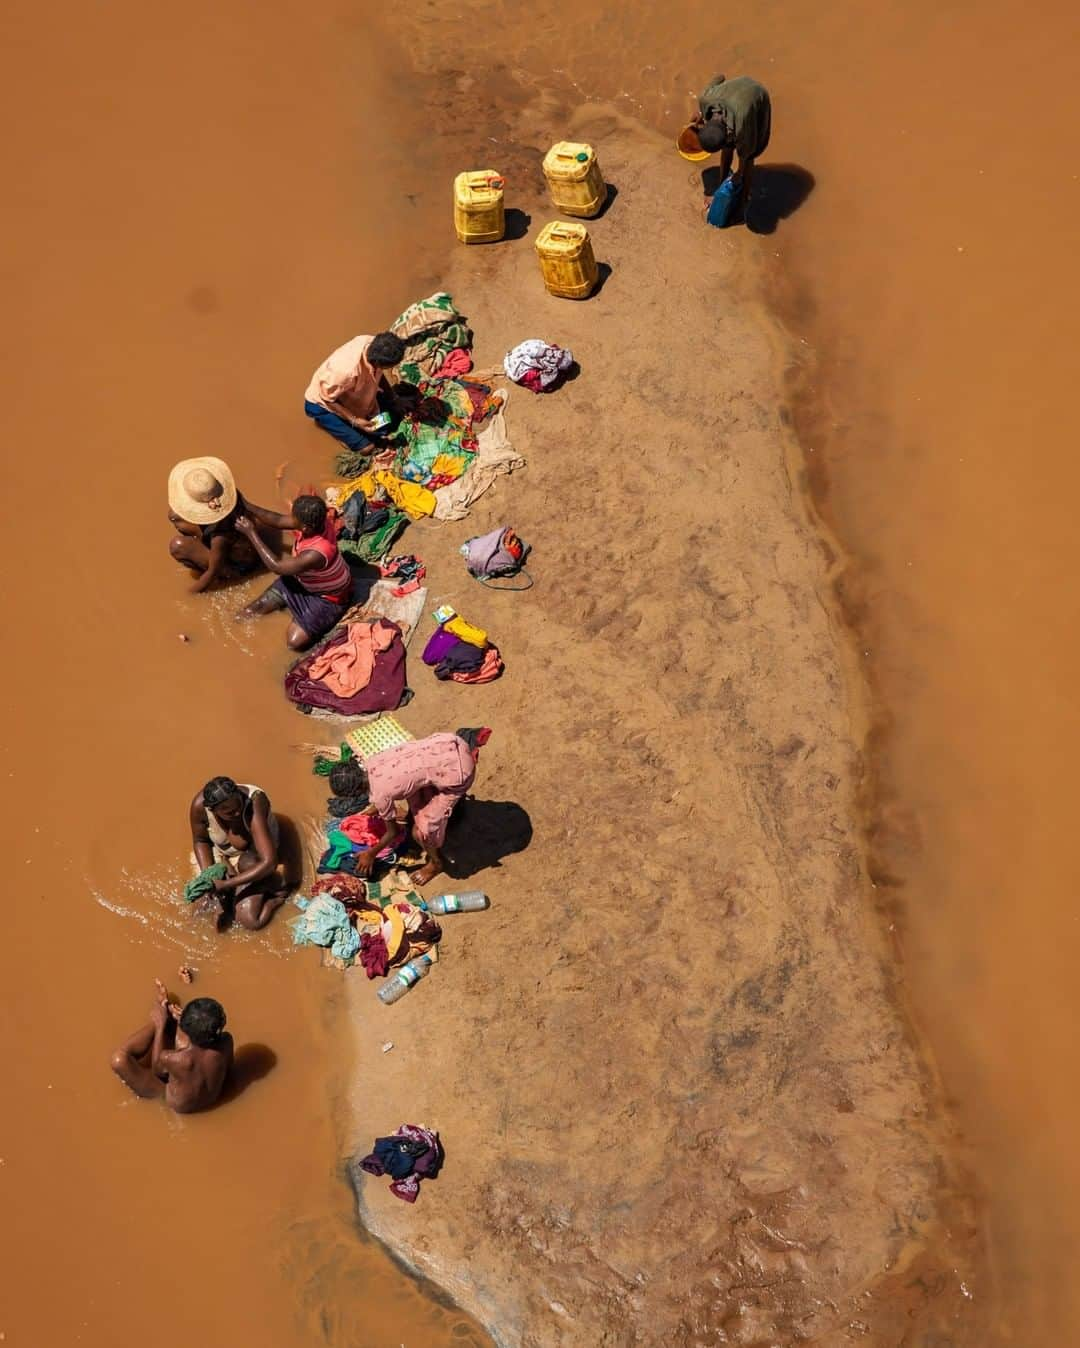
{"left": 328, "top": 95, "right": 987, "bottom": 1345}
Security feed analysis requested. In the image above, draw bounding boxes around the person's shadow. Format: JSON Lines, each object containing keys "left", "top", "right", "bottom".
{"left": 215, "top": 1043, "right": 277, "bottom": 1106}
{"left": 442, "top": 798, "right": 533, "bottom": 879}
{"left": 701, "top": 162, "right": 815, "bottom": 234}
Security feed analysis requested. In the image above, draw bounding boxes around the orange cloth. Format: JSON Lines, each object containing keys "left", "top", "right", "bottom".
{"left": 307, "top": 619, "right": 396, "bottom": 697}
{"left": 451, "top": 644, "right": 503, "bottom": 684}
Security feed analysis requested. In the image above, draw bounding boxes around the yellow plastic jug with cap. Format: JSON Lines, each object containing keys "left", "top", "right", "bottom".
{"left": 453, "top": 170, "right": 506, "bottom": 244}
{"left": 542, "top": 141, "right": 606, "bottom": 218}
{"left": 535, "top": 221, "right": 598, "bottom": 300}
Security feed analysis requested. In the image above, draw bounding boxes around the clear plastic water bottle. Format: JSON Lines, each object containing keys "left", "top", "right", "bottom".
{"left": 426, "top": 891, "right": 489, "bottom": 915}
{"left": 377, "top": 953, "right": 435, "bottom": 1005}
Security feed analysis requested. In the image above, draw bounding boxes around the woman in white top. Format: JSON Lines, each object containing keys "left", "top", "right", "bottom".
{"left": 189, "top": 776, "right": 285, "bottom": 931}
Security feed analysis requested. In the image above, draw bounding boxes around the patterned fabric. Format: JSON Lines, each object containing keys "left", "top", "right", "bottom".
{"left": 503, "top": 339, "right": 573, "bottom": 389}
{"left": 390, "top": 293, "right": 471, "bottom": 386}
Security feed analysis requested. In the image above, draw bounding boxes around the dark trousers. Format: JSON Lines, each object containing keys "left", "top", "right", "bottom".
{"left": 304, "top": 400, "right": 373, "bottom": 452}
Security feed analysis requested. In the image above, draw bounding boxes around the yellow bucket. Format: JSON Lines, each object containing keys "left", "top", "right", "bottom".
{"left": 542, "top": 141, "right": 606, "bottom": 218}
{"left": 535, "top": 221, "right": 598, "bottom": 300}
{"left": 453, "top": 170, "right": 505, "bottom": 244}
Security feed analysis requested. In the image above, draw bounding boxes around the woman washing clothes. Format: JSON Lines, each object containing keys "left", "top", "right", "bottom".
{"left": 189, "top": 776, "right": 287, "bottom": 931}
{"left": 167, "top": 457, "right": 259, "bottom": 593}
{"left": 235, "top": 494, "right": 353, "bottom": 651}
{"left": 344, "top": 730, "right": 489, "bottom": 886}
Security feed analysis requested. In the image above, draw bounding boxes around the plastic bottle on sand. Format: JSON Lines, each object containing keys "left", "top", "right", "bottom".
{"left": 426, "top": 891, "right": 489, "bottom": 915}
{"left": 377, "top": 953, "right": 435, "bottom": 1005}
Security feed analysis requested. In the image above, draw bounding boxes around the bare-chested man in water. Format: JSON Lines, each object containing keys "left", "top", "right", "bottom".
{"left": 110, "top": 982, "right": 233, "bottom": 1114}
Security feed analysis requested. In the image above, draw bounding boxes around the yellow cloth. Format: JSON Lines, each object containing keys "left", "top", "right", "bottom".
{"left": 340, "top": 469, "right": 436, "bottom": 519}
{"left": 445, "top": 614, "right": 488, "bottom": 648}
{"left": 431, "top": 453, "right": 469, "bottom": 480}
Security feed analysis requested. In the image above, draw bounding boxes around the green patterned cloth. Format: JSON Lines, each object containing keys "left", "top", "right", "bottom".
{"left": 337, "top": 510, "right": 408, "bottom": 564}
{"left": 390, "top": 291, "right": 471, "bottom": 387}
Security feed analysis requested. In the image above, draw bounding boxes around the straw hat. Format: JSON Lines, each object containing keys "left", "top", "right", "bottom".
{"left": 676, "top": 124, "right": 710, "bottom": 162}
{"left": 168, "top": 457, "right": 238, "bottom": 524}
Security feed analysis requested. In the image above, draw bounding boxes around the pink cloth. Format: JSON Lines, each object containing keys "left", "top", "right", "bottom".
{"left": 337, "top": 812, "right": 388, "bottom": 848}
{"left": 305, "top": 334, "right": 380, "bottom": 423}
{"left": 435, "top": 347, "right": 473, "bottom": 378}
{"left": 365, "top": 733, "right": 476, "bottom": 848}
{"left": 307, "top": 619, "right": 396, "bottom": 697}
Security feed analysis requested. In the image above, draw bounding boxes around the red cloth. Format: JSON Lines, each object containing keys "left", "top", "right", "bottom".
{"left": 359, "top": 931, "right": 390, "bottom": 979}
{"left": 518, "top": 369, "right": 544, "bottom": 393}
{"left": 337, "top": 813, "right": 387, "bottom": 848}
{"left": 435, "top": 347, "right": 473, "bottom": 378}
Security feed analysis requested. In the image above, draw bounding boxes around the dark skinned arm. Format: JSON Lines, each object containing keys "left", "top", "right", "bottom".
{"left": 239, "top": 496, "right": 296, "bottom": 531}
{"left": 234, "top": 516, "right": 322, "bottom": 578}
{"left": 323, "top": 395, "right": 377, "bottom": 431}
{"left": 190, "top": 793, "right": 216, "bottom": 873}
{"left": 215, "top": 794, "right": 279, "bottom": 894}
{"left": 149, "top": 992, "right": 177, "bottom": 1077}
{"left": 190, "top": 533, "right": 229, "bottom": 594}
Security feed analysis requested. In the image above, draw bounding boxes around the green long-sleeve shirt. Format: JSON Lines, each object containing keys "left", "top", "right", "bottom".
{"left": 698, "top": 75, "right": 772, "bottom": 160}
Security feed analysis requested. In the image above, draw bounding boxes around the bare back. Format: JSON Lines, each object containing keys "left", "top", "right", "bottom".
{"left": 163, "top": 1033, "right": 234, "bottom": 1114}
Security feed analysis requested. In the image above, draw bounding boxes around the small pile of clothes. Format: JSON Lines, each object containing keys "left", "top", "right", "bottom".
{"left": 291, "top": 872, "right": 441, "bottom": 976}
{"left": 503, "top": 338, "right": 574, "bottom": 393}
{"left": 330, "top": 487, "right": 407, "bottom": 565}
{"left": 421, "top": 610, "right": 503, "bottom": 684}
{"left": 359, "top": 1124, "right": 442, "bottom": 1203}
{"left": 378, "top": 553, "right": 426, "bottom": 597}
{"left": 285, "top": 617, "right": 408, "bottom": 716}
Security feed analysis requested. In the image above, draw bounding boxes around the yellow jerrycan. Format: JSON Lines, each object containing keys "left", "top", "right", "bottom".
{"left": 535, "top": 221, "right": 599, "bottom": 299}
{"left": 542, "top": 141, "right": 606, "bottom": 218}
{"left": 453, "top": 170, "right": 506, "bottom": 243}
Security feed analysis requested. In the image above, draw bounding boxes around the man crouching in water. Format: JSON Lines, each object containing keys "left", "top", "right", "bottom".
{"left": 110, "top": 982, "right": 233, "bottom": 1114}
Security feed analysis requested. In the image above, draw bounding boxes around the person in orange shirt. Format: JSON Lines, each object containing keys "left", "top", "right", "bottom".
{"left": 303, "top": 331, "right": 406, "bottom": 454}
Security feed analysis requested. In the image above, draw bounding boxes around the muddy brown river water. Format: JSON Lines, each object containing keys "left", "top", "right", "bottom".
{"left": 3, "top": 0, "right": 1078, "bottom": 1341}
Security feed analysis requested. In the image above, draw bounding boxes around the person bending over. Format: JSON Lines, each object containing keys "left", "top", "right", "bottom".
{"left": 167, "top": 457, "right": 258, "bottom": 594}
{"left": 190, "top": 775, "right": 287, "bottom": 930}
{"left": 110, "top": 982, "right": 233, "bottom": 1114}
{"left": 303, "top": 331, "right": 407, "bottom": 454}
{"left": 236, "top": 494, "right": 352, "bottom": 650}
{"left": 347, "top": 731, "right": 483, "bottom": 886}
{"left": 683, "top": 74, "right": 771, "bottom": 218}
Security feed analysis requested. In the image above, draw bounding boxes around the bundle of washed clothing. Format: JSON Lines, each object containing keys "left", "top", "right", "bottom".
{"left": 359, "top": 1124, "right": 442, "bottom": 1203}
{"left": 421, "top": 611, "right": 503, "bottom": 684}
{"left": 503, "top": 338, "right": 574, "bottom": 392}
{"left": 285, "top": 617, "right": 408, "bottom": 716}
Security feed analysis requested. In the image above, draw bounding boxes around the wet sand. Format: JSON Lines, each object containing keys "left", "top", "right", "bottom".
{"left": 335, "top": 81, "right": 985, "bottom": 1342}
{"left": 0, "top": 0, "right": 483, "bottom": 1343}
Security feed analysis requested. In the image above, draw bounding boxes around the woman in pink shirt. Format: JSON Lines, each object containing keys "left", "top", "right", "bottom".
{"left": 349, "top": 732, "right": 482, "bottom": 885}
{"left": 303, "top": 331, "right": 406, "bottom": 454}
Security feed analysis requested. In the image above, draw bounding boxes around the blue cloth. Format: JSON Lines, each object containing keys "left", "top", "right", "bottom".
{"left": 305, "top": 400, "right": 373, "bottom": 452}
{"left": 290, "top": 894, "right": 361, "bottom": 962}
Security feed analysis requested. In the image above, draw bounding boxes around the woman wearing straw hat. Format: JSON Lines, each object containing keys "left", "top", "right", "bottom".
{"left": 167, "top": 457, "right": 258, "bottom": 594}
{"left": 677, "top": 74, "right": 772, "bottom": 221}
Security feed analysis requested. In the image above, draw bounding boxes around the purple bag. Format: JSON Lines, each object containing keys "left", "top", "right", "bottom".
{"left": 422, "top": 627, "right": 461, "bottom": 665}
{"left": 459, "top": 526, "right": 532, "bottom": 589}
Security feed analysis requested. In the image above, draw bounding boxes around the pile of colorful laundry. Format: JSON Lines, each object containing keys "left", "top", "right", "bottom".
{"left": 359, "top": 1124, "right": 442, "bottom": 1203}
{"left": 285, "top": 616, "right": 408, "bottom": 716}
{"left": 422, "top": 608, "right": 503, "bottom": 684}
{"left": 290, "top": 871, "right": 441, "bottom": 976}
